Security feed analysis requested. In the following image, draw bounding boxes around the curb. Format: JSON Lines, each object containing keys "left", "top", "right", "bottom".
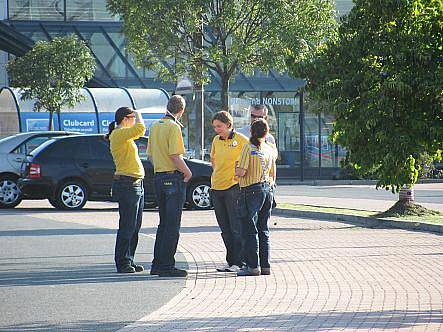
{"left": 273, "top": 208, "right": 443, "bottom": 234}
{"left": 275, "top": 179, "right": 443, "bottom": 186}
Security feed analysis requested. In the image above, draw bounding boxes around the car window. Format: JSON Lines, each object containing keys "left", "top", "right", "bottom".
{"left": 88, "top": 139, "right": 113, "bottom": 161}
{"left": 73, "top": 137, "right": 112, "bottom": 161}
{"left": 135, "top": 138, "right": 148, "bottom": 161}
{"left": 13, "top": 136, "right": 53, "bottom": 154}
{"left": 46, "top": 139, "right": 79, "bottom": 158}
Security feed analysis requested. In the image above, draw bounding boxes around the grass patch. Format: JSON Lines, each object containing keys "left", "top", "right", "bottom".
{"left": 278, "top": 203, "right": 443, "bottom": 225}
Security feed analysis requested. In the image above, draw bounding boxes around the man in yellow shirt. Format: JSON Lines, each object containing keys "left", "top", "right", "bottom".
{"left": 108, "top": 107, "right": 146, "bottom": 274}
{"left": 148, "top": 95, "right": 192, "bottom": 278}
{"left": 210, "top": 111, "right": 249, "bottom": 272}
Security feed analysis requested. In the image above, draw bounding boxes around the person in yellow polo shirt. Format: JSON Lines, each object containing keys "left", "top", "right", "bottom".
{"left": 235, "top": 119, "right": 276, "bottom": 277}
{"left": 148, "top": 95, "right": 192, "bottom": 278}
{"left": 107, "top": 107, "right": 146, "bottom": 274}
{"left": 210, "top": 111, "right": 249, "bottom": 273}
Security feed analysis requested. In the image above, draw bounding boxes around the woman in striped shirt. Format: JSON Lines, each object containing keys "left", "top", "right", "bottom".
{"left": 235, "top": 119, "right": 276, "bottom": 276}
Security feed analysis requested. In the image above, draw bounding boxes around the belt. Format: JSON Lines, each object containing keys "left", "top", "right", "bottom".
{"left": 113, "top": 175, "right": 143, "bottom": 183}
{"left": 240, "top": 182, "right": 270, "bottom": 190}
{"left": 155, "top": 170, "right": 181, "bottom": 175}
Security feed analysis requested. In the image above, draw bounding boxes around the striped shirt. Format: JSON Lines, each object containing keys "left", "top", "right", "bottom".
{"left": 237, "top": 142, "right": 275, "bottom": 188}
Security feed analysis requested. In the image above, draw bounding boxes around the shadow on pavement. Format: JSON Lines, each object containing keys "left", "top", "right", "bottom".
{"left": 120, "top": 310, "right": 443, "bottom": 331}
{"left": 0, "top": 263, "right": 158, "bottom": 287}
{"left": 0, "top": 320, "right": 132, "bottom": 332}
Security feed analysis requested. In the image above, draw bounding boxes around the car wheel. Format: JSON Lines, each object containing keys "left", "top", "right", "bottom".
{"left": 55, "top": 181, "right": 88, "bottom": 210}
{"left": 0, "top": 175, "right": 22, "bottom": 208}
{"left": 187, "top": 180, "right": 212, "bottom": 210}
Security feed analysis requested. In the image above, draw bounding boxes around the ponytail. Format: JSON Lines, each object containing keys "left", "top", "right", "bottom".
{"left": 250, "top": 136, "right": 261, "bottom": 149}
{"left": 250, "top": 119, "right": 269, "bottom": 149}
{"left": 105, "top": 121, "right": 116, "bottom": 140}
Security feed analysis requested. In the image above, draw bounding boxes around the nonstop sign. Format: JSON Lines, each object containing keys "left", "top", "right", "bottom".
{"left": 231, "top": 97, "right": 298, "bottom": 106}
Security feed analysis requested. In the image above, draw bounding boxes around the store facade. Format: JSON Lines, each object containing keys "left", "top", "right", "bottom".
{"left": 0, "top": 0, "right": 352, "bottom": 179}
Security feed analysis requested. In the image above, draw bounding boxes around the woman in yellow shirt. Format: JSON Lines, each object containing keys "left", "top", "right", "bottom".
{"left": 107, "top": 107, "right": 146, "bottom": 274}
{"left": 210, "top": 111, "right": 249, "bottom": 272}
{"left": 235, "top": 118, "right": 276, "bottom": 276}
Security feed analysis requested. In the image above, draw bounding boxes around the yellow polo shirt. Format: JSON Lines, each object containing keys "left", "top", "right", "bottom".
{"left": 237, "top": 142, "right": 276, "bottom": 188}
{"left": 147, "top": 118, "right": 185, "bottom": 173}
{"left": 109, "top": 123, "right": 146, "bottom": 178}
{"left": 210, "top": 131, "right": 249, "bottom": 190}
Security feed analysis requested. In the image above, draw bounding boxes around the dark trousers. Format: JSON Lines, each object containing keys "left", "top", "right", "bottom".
{"left": 240, "top": 182, "right": 272, "bottom": 270}
{"left": 112, "top": 178, "right": 144, "bottom": 270}
{"left": 212, "top": 184, "right": 243, "bottom": 267}
{"left": 152, "top": 172, "right": 186, "bottom": 271}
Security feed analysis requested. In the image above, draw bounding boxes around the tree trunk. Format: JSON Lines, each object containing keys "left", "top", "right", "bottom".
{"left": 399, "top": 186, "right": 415, "bottom": 203}
{"left": 48, "top": 111, "right": 53, "bottom": 131}
{"left": 194, "top": 82, "right": 204, "bottom": 160}
{"left": 220, "top": 75, "right": 229, "bottom": 112}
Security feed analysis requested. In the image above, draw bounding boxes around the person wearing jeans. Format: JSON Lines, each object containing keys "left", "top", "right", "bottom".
{"left": 152, "top": 171, "right": 186, "bottom": 272}
{"left": 210, "top": 111, "right": 249, "bottom": 272}
{"left": 112, "top": 177, "right": 144, "bottom": 272}
{"left": 107, "top": 107, "right": 146, "bottom": 273}
{"left": 148, "top": 95, "right": 192, "bottom": 278}
{"left": 235, "top": 119, "right": 276, "bottom": 276}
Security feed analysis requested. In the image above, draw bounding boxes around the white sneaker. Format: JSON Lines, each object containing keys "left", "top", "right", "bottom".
{"left": 216, "top": 264, "right": 230, "bottom": 272}
{"left": 226, "top": 265, "right": 241, "bottom": 272}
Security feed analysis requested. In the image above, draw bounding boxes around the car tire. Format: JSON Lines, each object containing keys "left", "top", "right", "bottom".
{"left": 0, "top": 175, "right": 22, "bottom": 208}
{"left": 187, "top": 180, "right": 212, "bottom": 210}
{"left": 54, "top": 181, "right": 88, "bottom": 210}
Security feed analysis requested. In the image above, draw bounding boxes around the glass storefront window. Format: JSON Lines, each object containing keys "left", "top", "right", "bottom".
{"left": 85, "top": 32, "right": 127, "bottom": 78}
{"left": 9, "top": 0, "right": 64, "bottom": 21}
{"left": 304, "top": 114, "right": 320, "bottom": 168}
{"left": 66, "top": 0, "right": 119, "bottom": 21}
{"left": 9, "top": 0, "right": 119, "bottom": 21}
{"left": 321, "top": 114, "right": 346, "bottom": 168}
{"left": 278, "top": 112, "right": 300, "bottom": 167}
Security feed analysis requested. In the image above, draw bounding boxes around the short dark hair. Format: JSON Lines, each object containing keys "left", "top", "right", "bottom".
{"left": 212, "top": 111, "right": 233, "bottom": 128}
{"left": 250, "top": 104, "right": 268, "bottom": 115}
{"left": 167, "top": 95, "right": 186, "bottom": 114}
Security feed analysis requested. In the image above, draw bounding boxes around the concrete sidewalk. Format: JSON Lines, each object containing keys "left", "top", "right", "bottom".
{"left": 275, "top": 183, "right": 443, "bottom": 213}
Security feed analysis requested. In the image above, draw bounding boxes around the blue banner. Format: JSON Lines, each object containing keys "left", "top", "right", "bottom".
{"left": 99, "top": 112, "right": 163, "bottom": 135}
{"left": 59, "top": 113, "right": 98, "bottom": 133}
{"left": 20, "top": 112, "right": 59, "bottom": 132}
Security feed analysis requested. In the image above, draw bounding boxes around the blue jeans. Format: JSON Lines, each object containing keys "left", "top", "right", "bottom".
{"left": 240, "top": 182, "right": 272, "bottom": 270}
{"left": 212, "top": 184, "right": 243, "bottom": 267}
{"left": 152, "top": 172, "right": 186, "bottom": 271}
{"left": 112, "top": 178, "right": 144, "bottom": 270}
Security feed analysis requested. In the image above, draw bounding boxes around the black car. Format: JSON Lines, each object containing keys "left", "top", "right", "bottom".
{"left": 19, "top": 134, "right": 212, "bottom": 210}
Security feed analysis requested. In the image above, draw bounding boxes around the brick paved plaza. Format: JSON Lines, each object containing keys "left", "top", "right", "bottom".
{"left": 2, "top": 201, "right": 442, "bottom": 331}
{"left": 121, "top": 210, "right": 443, "bottom": 331}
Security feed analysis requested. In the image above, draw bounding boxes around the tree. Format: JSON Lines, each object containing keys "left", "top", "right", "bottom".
{"left": 107, "top": 0, "right": 337, "bottom": 110}
{"left": 292, "top": 0, "right": 443, "bottom": 197}
{"left": 7, "top": 35, "right": 96, "bottom": 130}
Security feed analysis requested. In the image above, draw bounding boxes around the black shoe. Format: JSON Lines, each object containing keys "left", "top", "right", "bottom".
{"left": 132, "top": 264, "right": 144, "bottom": 272}
{"left": 158, "top": 268, "right": 188, "bottom": 277}
{"left": 150, "top": 268, "right": 160, "bottom": 275}
{"left": 117, "top": 266, "right": 136, "bottom": 273}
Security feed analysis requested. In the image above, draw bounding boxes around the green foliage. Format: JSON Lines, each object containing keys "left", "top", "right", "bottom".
{"left": 107, "top": 0, "right": 337, "bottom": 109}
{"left": 7, "top": 35, "right": 96, "bottom": 129}
{"left": 292, "top": 0, "right": 443, "bottom": 192}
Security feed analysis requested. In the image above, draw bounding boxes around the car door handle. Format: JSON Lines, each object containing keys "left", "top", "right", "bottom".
{"left": 80, "top": 162, "right": 89, "bottom": 168}
{"left": 14, "top": 158, "right": 23, "bottom": 162}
